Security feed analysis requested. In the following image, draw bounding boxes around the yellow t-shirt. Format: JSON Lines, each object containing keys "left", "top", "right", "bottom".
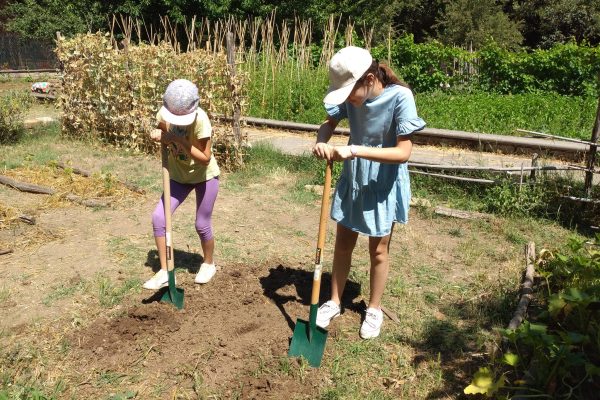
{"left": 156, "top": 108, "right": 220, "bottom": 184}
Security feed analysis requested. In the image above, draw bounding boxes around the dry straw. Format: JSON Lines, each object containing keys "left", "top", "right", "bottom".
{"left": 2, "top": 165, "right": 139, "bottom": 205}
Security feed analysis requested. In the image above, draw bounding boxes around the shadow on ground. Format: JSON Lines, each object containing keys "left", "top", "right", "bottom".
{"left": 259, "top": 264, "right": 363, "bottom": 333}
{"left": 397, "top": 291, "right": 517, "bottom": 399}
{"left": 144, "top": 249, "right": 204, "bottom": 273}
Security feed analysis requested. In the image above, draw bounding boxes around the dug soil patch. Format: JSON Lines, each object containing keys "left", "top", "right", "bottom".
{"left": 67, "top": 263, "right": 327, "bottom": 398}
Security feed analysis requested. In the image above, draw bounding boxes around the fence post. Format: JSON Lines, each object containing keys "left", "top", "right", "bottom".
{"left": 529, "top": 153, "right": 538, "bottom": 184}
{"left": 585, "top": 97, "right": 600, "bottom": 197}
{"left": 226, "top": 31, "right": 243, "bottom": 166}
{"left": 387, "top": 26, "right": 391, "bottom": 65}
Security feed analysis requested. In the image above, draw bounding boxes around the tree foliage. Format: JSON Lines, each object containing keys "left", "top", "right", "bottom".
{"left": 2, "top": 0, "right": 600, "bottom": 48}
{"left": 505, "top": 0, "right": 600, "bottom": 48}
{"left": 2, "top": 0, "right": 104, "bottom": 39}
{"left": 436, "top": 0, "right": 523, "bottom": 49}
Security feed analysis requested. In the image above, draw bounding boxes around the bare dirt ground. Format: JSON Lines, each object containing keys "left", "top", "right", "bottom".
{"left": 0, "top": 106, "right": 579, "bottom": 398}
{"left": 1, "top": 141, "right": 568, "bottom": 399}
{"left": 1, "top": 159, "right": 329, "bottom": 398}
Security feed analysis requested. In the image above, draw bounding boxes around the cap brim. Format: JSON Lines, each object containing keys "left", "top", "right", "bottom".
{"left": 323, "top": 82, "right": 355, "bottom": 105}
{"left": 160, "top": 106, "right": 197, "bottom": 126}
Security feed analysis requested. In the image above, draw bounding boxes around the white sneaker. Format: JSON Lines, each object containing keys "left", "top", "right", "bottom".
{"left": 316, "top": 300, "right": 341, "bottom": 328}
{"left": 195, "top": 263, "right": 216, "bottom": 284}
{"left": 360, "top": 307, "right": 384, "bottom": 339}
{"left": 142, "top": 269, "right": 169, "bottom": 290}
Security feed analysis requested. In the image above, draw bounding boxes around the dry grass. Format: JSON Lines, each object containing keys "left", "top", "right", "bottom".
{"left": 2, "top": 164, "right": 142, "bottom": 207}
{"left": 0, "top": 203, "right": 19, "bottom": 229}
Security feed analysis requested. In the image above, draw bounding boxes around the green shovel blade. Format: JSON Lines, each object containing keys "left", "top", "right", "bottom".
{"left": 160, "top": 269, "right": 184, "bottom": 309}
{"left": 288, "top": 304, "right": 328, "bottom": 367}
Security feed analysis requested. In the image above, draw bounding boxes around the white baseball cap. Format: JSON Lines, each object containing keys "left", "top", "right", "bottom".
{"left": 160, "top": 79, "right": 200, "bottom": 126}
{"left": 323, "top": 46, "right": 373, "bottom": 105}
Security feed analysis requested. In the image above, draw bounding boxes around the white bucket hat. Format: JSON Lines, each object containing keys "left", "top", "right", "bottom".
{"left": 323, "top": 46, "right": 373, "bottom": 105}
{"left": 160, "top": 79, "right": 200, "bottom": 126}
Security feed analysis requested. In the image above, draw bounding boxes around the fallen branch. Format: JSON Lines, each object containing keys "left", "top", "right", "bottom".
{"left": 65, "top": 194, "right": 110, "bottom": 208}
{"left": 507, "top": 242, "right": 536, "bottom": 331}
{"left": 381, "top": 305, "right": 400, "bottom": 323}
{"left": 54, "top": 161, "right": 92, "bottom": 177}
{"left": 359, "top": 298, "right": 400, "bottom": 323}
{"left": 434, "top": 206, "right": 493, "bottom": 220}
{"left": 19, "top": 215, "right": 36, "bottom": 225}
{"left": 409, "top": 170, "right": 495, "bottom": 184}
{"left": 0, "top": 249, "right": 13, "bottom": 256}
{"left": 516, "top": 129, "right": 596, "bottom": 147}
{"left": 0, "top": 175, "right": 109, "bottom": 208}
{"left": 560, "top": 195, "right": 600, "bottom": 204}
{"left": 53, "top": 161, "right": 145, "bottom": 194}
{"left": 409, "top": 162, "right": 578, "bottom": 173}
{"left": 0, "top": 175, "right": 55, "bottom": 195}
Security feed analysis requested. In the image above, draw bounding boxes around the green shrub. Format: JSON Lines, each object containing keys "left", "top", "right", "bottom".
{"left": 477, "top": 41, "right": 600, "bottom": 96}
{"left": 372, "top": 35, "right": 475, "bottom": 93}
{"left": 0, "top": 91, "right": 31, "bottom": 144}
{"left": 483, "top": 180, "right": 547, "bottom": 217}
{"left": 465, "top": 235, "right": 600, "bottom": 399}
{"left": 416, "top": 91, "right": 597, "bottom": 140}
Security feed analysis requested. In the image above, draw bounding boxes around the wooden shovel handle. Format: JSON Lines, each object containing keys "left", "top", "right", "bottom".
{"left": 161, "top": 144, "right": 175, "bottom": 272}
{"left": 310, "top": 160, "right": 332, "bottom": 305}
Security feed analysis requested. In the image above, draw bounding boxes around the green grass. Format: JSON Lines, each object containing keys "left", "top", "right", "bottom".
{"left": 244, "top": 63, "right": 329, "bottom": 124}
{"left": 0, "top": 348, "right": 65, "bottom": 400}
{"left": 0, "top": 287, "right": 9, "bottom": 304}
{"left": 103, "top": 236, "right": 147, "bottom": 304}
{"left": 224, "top": 142, "right": 325, "bottom": 205}
{"left": 215, "top": 233, "right": 243, "bottom": 261}
{"left": 243, "top": 63, "right": 598, "bottom": 140}
{"left": 96, "top": 274, "right": 140, "bottom": 308}
{"left": 107, "top": 236, "right": 148, "bottom": 271}
{"left": 417, "top": 91, "right": 597, "bottom": 139}
{"left": 0, "top": 122, "right": 61, "bottom": 169}
{"left": 42, "top": 280, "right": 87, "bottom": 306}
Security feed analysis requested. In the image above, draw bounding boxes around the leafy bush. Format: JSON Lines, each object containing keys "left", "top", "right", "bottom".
{"left": 465, "top": 235, "right": 600, "bottom": 398}
{"left": 371, "top": 35, "right": 474, "bottom": 93}
{"left": 543, "top": 236, "right": 600, "bottom": 295}
{"left": 0, "top": 91, "right": 32, "bottom": 144}
{"left": 477, "top": 41, "right": 600, "bottom": 96}
{"left": 483, "top": 180, "right": 549, "bottom": 217}
{"left": 369, "top": 36, "right": 600, "bottom": 95}
{"left": 244, "top": 62, "right": 598, "bottom": 141}
{"left": 245, "top": 63, "right": 328, "bottom": 122}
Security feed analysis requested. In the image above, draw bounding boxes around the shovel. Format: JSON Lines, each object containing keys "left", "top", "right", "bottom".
{"left": 159, "top": 143, "right": 184, "bottom": 309}
{"left": 288, "top": 160, "right": 332, "bottom": 367}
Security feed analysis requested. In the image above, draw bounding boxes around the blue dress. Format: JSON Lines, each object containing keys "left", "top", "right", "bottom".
{"left": 326, "top": 84, "right": 426, "bottom": 237}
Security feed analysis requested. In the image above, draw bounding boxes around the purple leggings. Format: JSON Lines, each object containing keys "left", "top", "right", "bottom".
{"left": 152, "top": 177, "right": 219, "bottom": 242}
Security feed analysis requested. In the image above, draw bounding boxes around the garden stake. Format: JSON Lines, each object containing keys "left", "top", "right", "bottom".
{"left": 159, "top": 143, "right": 184, "bottom": 309}
{"left": 288, "top": 160, "right": 332, "bottom": 367}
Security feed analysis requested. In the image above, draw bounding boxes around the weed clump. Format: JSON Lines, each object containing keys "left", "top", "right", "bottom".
{"left": 0, "top": 91, "right": 31, "bottom": 144}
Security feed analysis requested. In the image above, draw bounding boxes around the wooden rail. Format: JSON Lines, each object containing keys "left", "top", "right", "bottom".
{"left": 219, "top": 115, "right": 590, "bottom": 161}
{"left": 0, "top": 69, "right": 59, "bottom": 74}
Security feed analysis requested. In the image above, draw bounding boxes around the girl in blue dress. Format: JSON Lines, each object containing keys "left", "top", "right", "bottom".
{"left": 313, "top": 46, "right": 426, "bottom": 339}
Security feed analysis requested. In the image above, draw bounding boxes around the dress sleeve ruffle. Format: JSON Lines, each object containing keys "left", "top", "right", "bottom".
{"left": 396, "top": 117, "right": 426, "bottom": 136}
{"left": 325, "top": 102, "right": 348, "bottom": 121}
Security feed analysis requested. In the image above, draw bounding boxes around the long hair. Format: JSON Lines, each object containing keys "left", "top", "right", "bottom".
{"left": 357, "top": 60, "right": 410, "bottom": 89}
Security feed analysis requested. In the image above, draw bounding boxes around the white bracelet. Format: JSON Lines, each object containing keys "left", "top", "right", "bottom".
{"left": 350, "top": 144, "right": 358, "bottom": 158}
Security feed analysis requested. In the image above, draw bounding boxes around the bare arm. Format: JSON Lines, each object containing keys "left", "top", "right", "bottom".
{"left": 152, "top": 122, "right": 212, "bottom": 165}
{"left": 312, "top": 116, "right": 339, "bottom": 160}
{"left": 333, "top": 136, "right": 413, "bottom": 164}
{"left": 172, "top": 135, "right": 212, "bottom": 165}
